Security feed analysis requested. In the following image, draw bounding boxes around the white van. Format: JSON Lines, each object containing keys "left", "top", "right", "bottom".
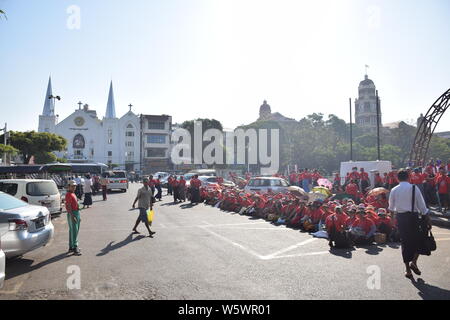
{"left": 0, "top": 179, "right": 62, "bottom": 215}
{"left": 106, "top": 170, "right": 129, "bottom": 192}
{"left": 340, "top": 161, "right": 392, "bottom": 188}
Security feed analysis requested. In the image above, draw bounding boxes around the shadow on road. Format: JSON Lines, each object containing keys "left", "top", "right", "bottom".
{"left": 412, "top": 278, "right": 450, "bottom": 300}
{"left": 329, "top": 247, "right": 355, "bottom": 259}
{"left": 5, "top": 252, "right": 71, "bottom": 280}
{"left": 97, "top": 233, "right": 146, "bottom": 256}
{"left": 180, "top": 203, "right": 199, "bottom": 209}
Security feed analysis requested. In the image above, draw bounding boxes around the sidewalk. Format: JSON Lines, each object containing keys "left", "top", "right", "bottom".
{"left": 429, "top": 207, "right": 450, "bottom": 228}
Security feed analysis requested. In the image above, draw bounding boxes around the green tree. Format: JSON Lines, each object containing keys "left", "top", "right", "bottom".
{"left": 0, "top": 144, "right": 18, "bottom": 156}
{"left": 35, "top": 152, "right": 57, "bottom": 164}
{"left": 7, "top": 131, "right": 67, "bottom": 164}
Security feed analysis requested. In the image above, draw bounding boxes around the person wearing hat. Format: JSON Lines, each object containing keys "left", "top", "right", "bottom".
{"left": 65, "top": 180, "right": 82, "bottom": 255}
{"left": 349, "top": 208, "right": 376, "bottom": 245}
{"left": 325, "top": 206, "right": 350, "bottom": 248}
{"left": 376, "top": 208, "right": 393, "bottom": 240}
{"left": 132, "top": 178, "right": 156, "bottom": 237}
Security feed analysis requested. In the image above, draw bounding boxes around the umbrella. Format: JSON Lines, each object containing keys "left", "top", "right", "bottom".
{"left": 288, "top": 186, "right": 308, "bottom": 198}
{"left": 330, "top": 193, "right": 356, "bottom": 201}
{"left": 308, "top": 192, "right": 327, "bottom": 203}
{"left": 367, "top": 187, "right": 389, "bottom": 197}
{"left": 317, "top": 178, "right": 333, "bottom": 189}
{"left": 312, "top": 186, "right": 332, "bottom": 197}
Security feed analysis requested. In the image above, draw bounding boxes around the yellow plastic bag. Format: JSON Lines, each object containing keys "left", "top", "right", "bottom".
{"left": 147, "top": 209, "right": 154, "bottom": 223}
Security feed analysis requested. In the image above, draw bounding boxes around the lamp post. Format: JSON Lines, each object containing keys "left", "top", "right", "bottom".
{"left": 1, "top": 123, "right": 8, "bottom": 165}
{"left": 48, "top": 95, "right": 61, "bottom": 115}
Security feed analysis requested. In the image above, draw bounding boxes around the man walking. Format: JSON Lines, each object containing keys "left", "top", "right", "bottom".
{"left": 65, "top": 181, "right": 82, "bottom": 255}
{"left": 100, "top": 174, "right": 108, "bottom": 201}
{"left": 389, "top": 169, "right": 431, "bottom": 279}
{"left": 132, "top": 178, "right": 156, "bottom": 237}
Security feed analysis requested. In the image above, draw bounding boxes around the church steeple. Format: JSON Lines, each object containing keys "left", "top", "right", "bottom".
{"left": 105, "top": 81, "right": 117, "bottom": 119}
{"left": 42, "top": 76, "right": 55, "bottom": 116}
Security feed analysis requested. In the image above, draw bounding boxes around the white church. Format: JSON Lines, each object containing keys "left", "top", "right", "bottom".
{"left": 38, "top": 77, "right": 141, "bottom": 172}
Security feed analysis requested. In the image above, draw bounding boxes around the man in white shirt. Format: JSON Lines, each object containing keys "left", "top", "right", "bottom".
{"left": 389, "top": 169, "right": 432, "bottom": 279}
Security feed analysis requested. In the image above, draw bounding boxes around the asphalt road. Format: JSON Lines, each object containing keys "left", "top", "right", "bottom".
{"left": 1, "top": 183, "right": 450, "bottom": 300}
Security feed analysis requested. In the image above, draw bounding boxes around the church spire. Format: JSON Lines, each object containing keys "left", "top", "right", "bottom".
{"left": 42, "top": 76, "right": 55, "bottom": 116}
{"left": 105, "top": 81, "right": 117, "bottom": 119}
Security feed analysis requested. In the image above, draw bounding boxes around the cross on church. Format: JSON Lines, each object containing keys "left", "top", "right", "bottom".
{"left": 128, "top": 104, "right": 133, "bottom": 112}
{"left": 78, "top": 101, "right": 83, "bottom": 110}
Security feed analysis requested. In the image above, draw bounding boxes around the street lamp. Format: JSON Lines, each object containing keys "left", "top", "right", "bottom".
{"left": 48, "top": 95, "right": 61, "bottom": 115}
{"left": 0, "top": 123, "right": 9, "bottom": 165}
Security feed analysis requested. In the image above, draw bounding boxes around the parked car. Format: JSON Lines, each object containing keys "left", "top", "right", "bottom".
{"left": 244, "top": 177, "right": 290, "bottom": 194}
{"left": 106, "top": 170, "right": 129, "bottom": 192}
{"left": 0, "top": 179, "right": 62, "bottom": 215}
{"left": 0, "top": 222, "right": 7, "bottom": 289}
{"left": 0, "top": 192, "right": 54, "bottom": 258}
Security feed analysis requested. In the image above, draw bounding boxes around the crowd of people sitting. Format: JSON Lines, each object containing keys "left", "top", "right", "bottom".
{"left": 183, "top": 159, "right": 450, "bottom": 249}
{"left": 199, "top": 185, "right": 396, "bottom": 248}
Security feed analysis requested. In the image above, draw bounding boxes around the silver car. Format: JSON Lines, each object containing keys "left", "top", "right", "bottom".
{"left": 0, "top": 192, "right": 54, "bottom": 258}
{"left": 0, "top": 223, "right": 7, "bottom": 288}
{"left": 244, "top": 177, "right": 290, "bottom": 194}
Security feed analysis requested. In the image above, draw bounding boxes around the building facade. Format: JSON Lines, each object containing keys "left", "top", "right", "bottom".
{"left": 354, "top": 74, "right": 382, "bottom": 128}
{"left": 140, "top": 114, "right": 172, "bottom": 174}
{"left": 38, "top": 77, "right": 141, "bottom": 172}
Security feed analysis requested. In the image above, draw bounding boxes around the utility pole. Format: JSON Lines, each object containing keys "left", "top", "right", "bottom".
{"left": 1, "top": 123, "right": 8, "bottom": 166}
{"left": 349, "top": 98, "right": 353, "bottom": 161}
{"left": 376, "top": 90, "right": 381, "bottom": 160}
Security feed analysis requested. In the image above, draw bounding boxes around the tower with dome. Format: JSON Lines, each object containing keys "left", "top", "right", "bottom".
{"left": 354, "top": 73, "right": 382, "bottom": 128}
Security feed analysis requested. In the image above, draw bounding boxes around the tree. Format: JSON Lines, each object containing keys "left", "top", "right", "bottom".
{"left": 35, "top": 152, "right": 57, "bottom": 164}
{"left": 7, "top": 131, "right": 67, "bottom": 164}
{"left": 0, "top": 144, "right": 18, "bottom": 156}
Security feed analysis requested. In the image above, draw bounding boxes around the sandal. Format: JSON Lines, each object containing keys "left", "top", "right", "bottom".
{"left": 404, "top": 272, "right": 413, "bottom": 279}
{"left": 410, "top": 263, "right": 421, "bottom": 276}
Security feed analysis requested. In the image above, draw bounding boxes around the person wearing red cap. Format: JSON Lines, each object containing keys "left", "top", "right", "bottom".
{"left": 435, "top": 167, "right": 450, "bottom": 212}
{"left": 376, "top": 208, "right": 393, "bottom": 241}
{"left": 325, "top": 206, "right": 350, "bottom": 248}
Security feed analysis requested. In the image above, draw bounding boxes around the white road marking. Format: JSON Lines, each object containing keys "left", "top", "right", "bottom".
{"left": 265, "top": 251, "right": 330, "bottom": 260}
{"left": 262, "top": 238, "right": 318, "bottom": 259}
{"left": 199, "top": 226, "right": 264, "bottom": 259}
{"left": 201, "top": 221, "right": 213, "bottom": 226}
{"left": 0, "top": 281, "right": 24, "bottom": 295}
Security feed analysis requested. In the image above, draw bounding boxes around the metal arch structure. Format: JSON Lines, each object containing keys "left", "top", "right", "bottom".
{"left": 409, "top": 88, "right": 450, "bottom": 166}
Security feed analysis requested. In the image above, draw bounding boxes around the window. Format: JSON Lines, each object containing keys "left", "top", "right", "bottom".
{"left": 126, "top": 141, "right": 134, "bottom": 147}
{"left": 126, "top": 131, "right": 135, "bottom": 137}
{"left": 127, "top": 124, "right": 134, "bottom": 128}
{"left": 108, "top": 129, "right": 112, "bottom": 144}
{"left": 146, "top": 148, "right": 166, "bottom": 158}
{"left": 148, "top": 121, "right": 165, "bottom": 130}
{"left": 108, "top": 151, "right": 112, "bottom": 157}
{"left": 0, "top": 182, "right": 18, "bottom": 196}
{"left": 26, "top": 182, "right": 59, "bottom": 196}
{"left": 147, "top": 134, "right": 166, "bottom": 144}
{"left": 75, "top": 150, "right": 83, "bottom": 156}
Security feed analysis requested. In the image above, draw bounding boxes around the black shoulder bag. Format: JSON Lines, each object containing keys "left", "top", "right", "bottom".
{"left": 413, "top": 185, "right": 437, "bottom": 255}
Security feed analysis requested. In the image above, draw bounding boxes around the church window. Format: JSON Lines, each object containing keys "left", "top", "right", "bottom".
{"left": 364, "top": 102, "right": 371, "bottom": 112}
{"left": 127, "top": 124, "right": 134, "bottom": 129}
{"left": 108, "top": 151, "right": 112, "bottom": 157}
{"left": 73, "top": 134, "right": 85, "bottom": 149}
{"left": 108, "top": 129, "right": 112, "bottom": 144}
{"left": 126, "top": 131, "right": 135, "bottom": 137}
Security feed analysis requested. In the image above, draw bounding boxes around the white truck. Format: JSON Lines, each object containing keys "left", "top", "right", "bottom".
{"left": 340, "top": 161, "right": 392, "bottom": 188}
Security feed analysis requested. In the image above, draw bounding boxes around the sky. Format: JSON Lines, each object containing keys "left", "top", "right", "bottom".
{"left": 0, "top": 0, "right": 449, "bottom": 133}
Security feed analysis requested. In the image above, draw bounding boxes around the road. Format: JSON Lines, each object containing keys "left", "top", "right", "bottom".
{"left": 1, "top": 183, "right": 449, "bottom": 300}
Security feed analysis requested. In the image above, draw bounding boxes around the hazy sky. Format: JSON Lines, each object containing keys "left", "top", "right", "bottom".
{"left": 0, "top": 0, "right": 449, "bottom": 132}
